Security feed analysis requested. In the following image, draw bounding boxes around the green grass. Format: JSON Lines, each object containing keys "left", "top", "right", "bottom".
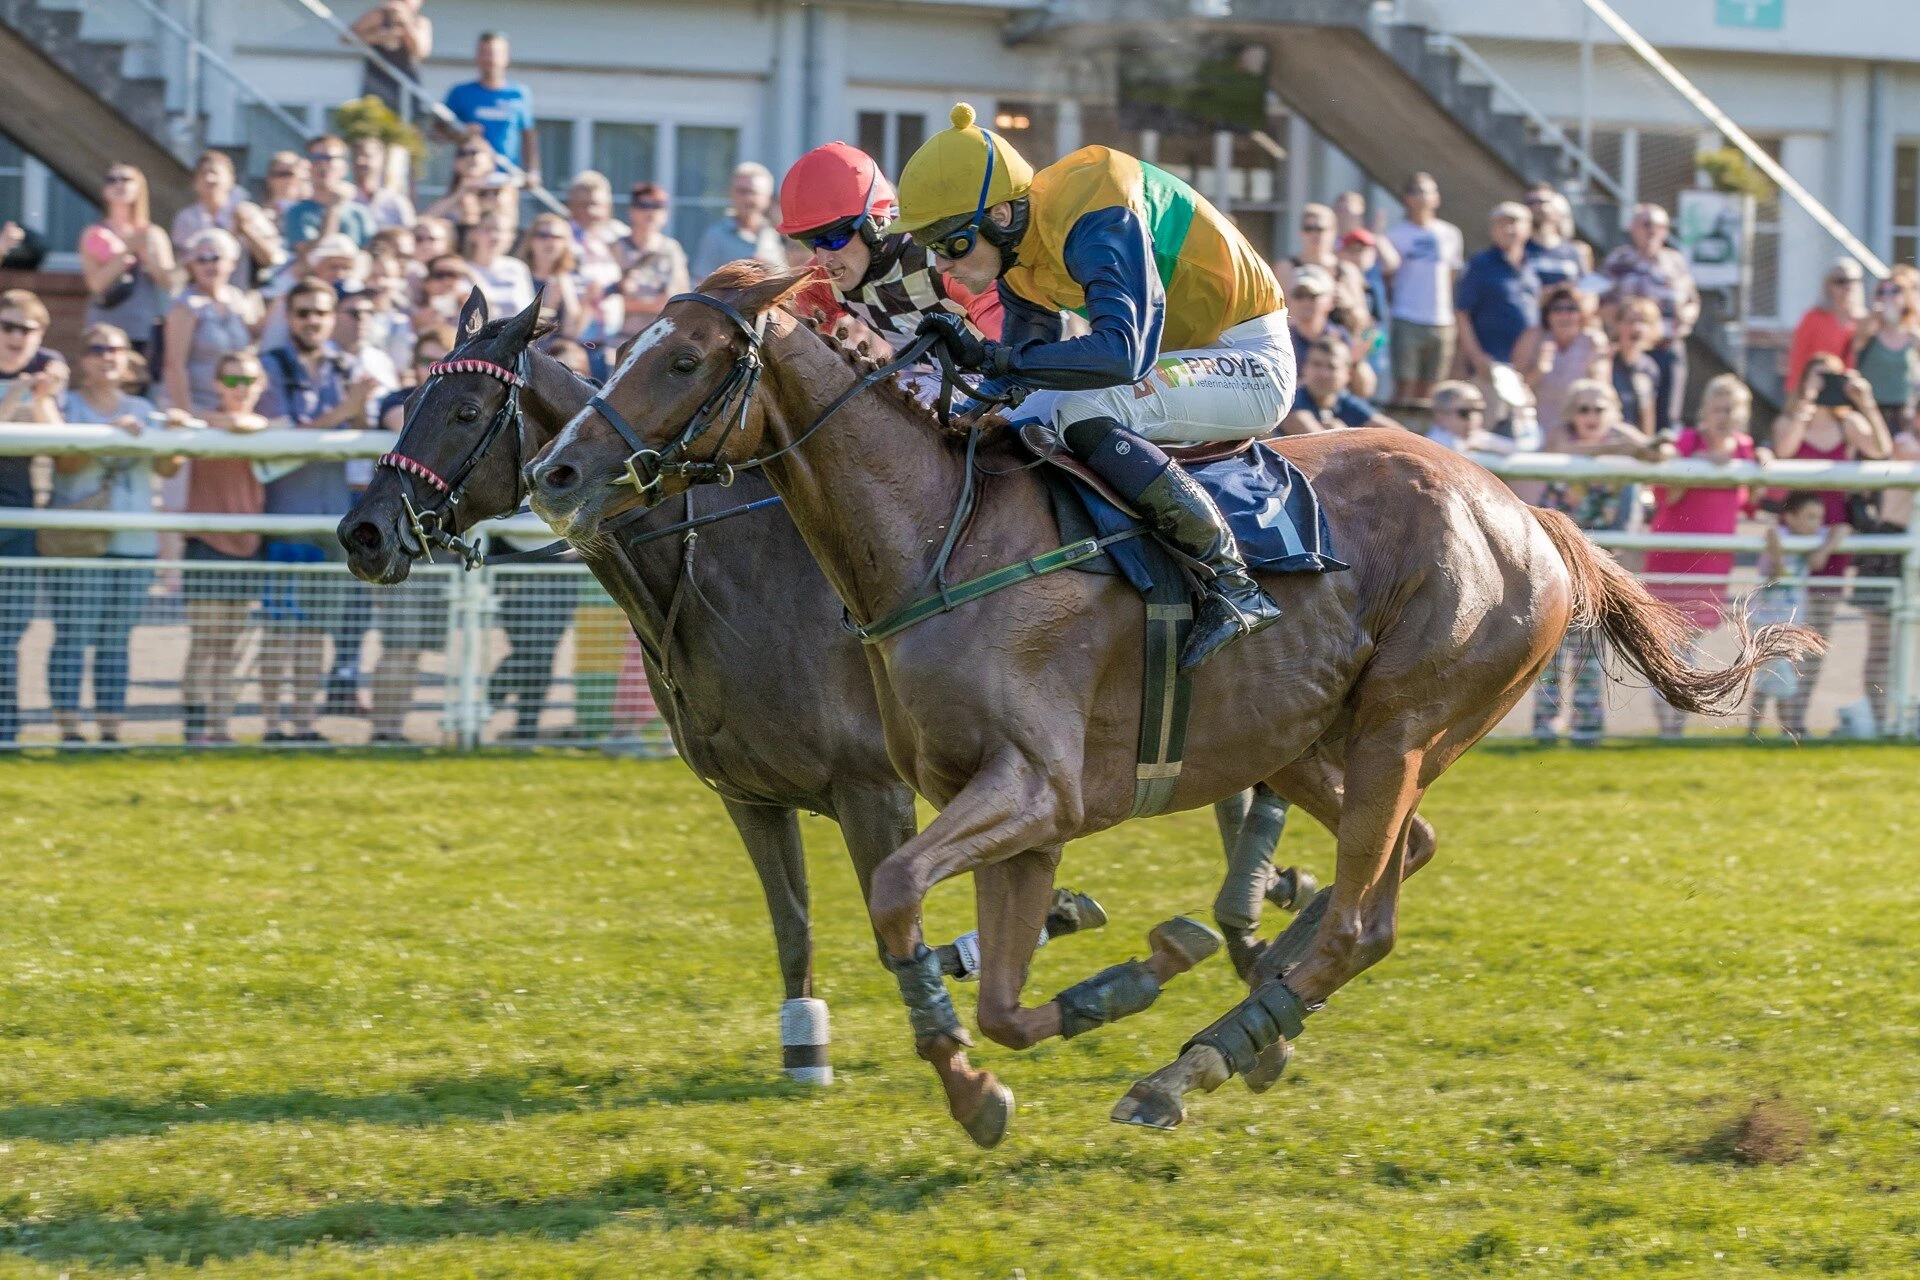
{"left": 0, "top": 745, "right": 1916, "bottom": 1277}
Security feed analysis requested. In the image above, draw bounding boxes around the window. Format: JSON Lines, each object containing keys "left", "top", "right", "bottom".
{"left": 674, "top": 125, "right": 739, "bottom": 249}
{"left": 592, "top": 122, "right": 656, "bottom": 195}
{"left": 854, "top": 111, "right": 927, "bottom": 177}
{"left": 992, "top": 102, "right": 1058, "bottom": 168}
{"left": 1895, "top": 141, "right": 1919, "bottom": 269}
{"left": 528, "top": 119, "right": 577, "bottom": 220}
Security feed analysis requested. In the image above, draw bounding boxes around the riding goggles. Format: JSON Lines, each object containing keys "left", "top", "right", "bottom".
{"left": 914, "top": 135, "right": 998, "bottom": 261}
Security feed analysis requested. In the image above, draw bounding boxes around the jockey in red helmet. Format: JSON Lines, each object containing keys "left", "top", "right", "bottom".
{"left": 779, "top": 142, "right": 1002, "bottom": 350}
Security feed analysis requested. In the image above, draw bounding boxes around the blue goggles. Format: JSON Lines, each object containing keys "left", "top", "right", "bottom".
{"left": 918, "top": 133, "right": 998, "bottom": 261}
{"left": 805, "top": 171, "right": 880, "bottom": 253}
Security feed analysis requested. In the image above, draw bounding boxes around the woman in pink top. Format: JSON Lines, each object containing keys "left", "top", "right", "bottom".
{"left": 1768, "top": 353, "right": 1893, "bottom": 735}
{"left": 1644, "top": 374, "right": 1770, "bottom": 736}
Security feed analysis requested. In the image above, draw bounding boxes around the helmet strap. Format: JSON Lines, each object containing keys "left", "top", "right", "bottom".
{"left": 980, "top": 197, "right": 1029, "bottom": 272}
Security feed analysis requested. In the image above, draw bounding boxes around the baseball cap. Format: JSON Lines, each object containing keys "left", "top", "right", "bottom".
{"left": 1291, "top": 264, "right": 1335, "bottom": 297}
{"left": 1340, "top": 228, "right": 1376, "bottom": 249}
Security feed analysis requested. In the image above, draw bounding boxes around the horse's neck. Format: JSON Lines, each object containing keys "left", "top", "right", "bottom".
{"left": 758, "top": 323, "right": 974, "bottom": 625}
{"left": 521, "top": 347, "right": 588, "bottom": 451}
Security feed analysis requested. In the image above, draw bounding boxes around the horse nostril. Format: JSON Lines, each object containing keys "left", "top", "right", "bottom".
{"left": 346, "top": 521, "right": 384, "bottom": 552}
{"left": 536, "top": 462, "right": 579, "bottom": 495}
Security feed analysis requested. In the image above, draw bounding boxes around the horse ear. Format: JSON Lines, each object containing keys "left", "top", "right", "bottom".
{"left": 500, "top": 286, "right": 543, "bottom": 347}
{"left": 730, "top": 267, "right": 818, "bottom": 319}
{"left": 457, "top": 288, "right": 489, "bottom": 342}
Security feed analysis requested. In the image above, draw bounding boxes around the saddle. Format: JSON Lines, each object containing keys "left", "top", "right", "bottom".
{"left": 1018, "top": 423, "right": 1251, "bottom": 520}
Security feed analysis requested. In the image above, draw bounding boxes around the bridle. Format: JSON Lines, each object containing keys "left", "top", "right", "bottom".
{"left": 587, "top": 291, "right": 953, "bottom": 497}
{"left": 377, "top": 349, "right": 532, "bottom": 569}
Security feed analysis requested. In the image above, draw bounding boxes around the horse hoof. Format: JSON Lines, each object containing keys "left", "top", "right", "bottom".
{"left": 1148, "top": 915, "right": 1223, "bottom": 973}
{"left": 959, "top": 1078, "right": 1014, "bottom": 1148}
{"left": 1047, "top": 888, "right": 1108, "bottom": 936}
{"left": 1267, "top": 867, "right": 1318, "bottom": 913}
{"left": 1242, "top": 1038, "right": 1292, "bottom": 1093}
{"left": 1111, "top": 1081, "right": 1187, "bottom": 1130}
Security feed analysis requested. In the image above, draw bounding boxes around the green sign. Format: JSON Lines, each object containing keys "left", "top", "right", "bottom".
{"left": 1716, "top": 0, "right": 1783, "bottom": 28}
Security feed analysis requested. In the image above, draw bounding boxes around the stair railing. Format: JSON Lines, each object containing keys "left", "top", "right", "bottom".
{"left": 1427, "top": 31, "right": 1628, "bottom": 206}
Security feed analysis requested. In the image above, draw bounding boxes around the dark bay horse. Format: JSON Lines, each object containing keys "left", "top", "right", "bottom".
{"left": 526, "top": 263, "right": 1817, "bottom": 1147}
{"left": 339, "top": 291, "right": 1306, "bottom": 1087}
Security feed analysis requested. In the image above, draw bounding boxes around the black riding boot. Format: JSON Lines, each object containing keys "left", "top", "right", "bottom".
{"left": 1062, "top": 417, "right": 1282, "bottom": 672}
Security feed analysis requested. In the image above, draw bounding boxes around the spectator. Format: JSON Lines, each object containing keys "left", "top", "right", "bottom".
{"left": 256, "top": 278, "right": 380, "bottom": 742}
{"left": 1384, "top": 171, "right": 1463, "bottom": 405}
{"left": 1334, "top": 188, "right": 1398, "bottom": 276}
{"left": 335, "top": 290, "right": 401, "bottom": 413}
{"left": 79, "top": 164, "right": 175, "bottom": 361}
{"left": 413, "top": 252, "right": 472, "bottom": 332}
{"left": 1522, "top": 183, "right": 1591, "bottom": 287}
{"left": 1746, "top": 492, "right": 1849, "bottom": 737}
{"left": 350, "top": 136, "right": 416, "bottom": 229}
{"left": 1287, "top": 266, "right": 1370, "bottom": 395}
{"left": 1339, "top": 229, "right": 1390, "bottom": 381}
{"left": 411, "top": 217, "right": 456, "bottom": 297}
{"left": 1455, "top": 201, "right": 1541, "bottom": 378}
{"left": 689, "top": 162, "right": 784, "bottom": 281}
{"left": 171, "top": 150, "right": 284, "bottom": 287}
{"left": 360, "top": 245, "right": 417, "bottom": 372}
{"left": 1769, "top": 355, "right": 1893, "bottom": 736}
{"left": 349, "top": 0, "right": 432, "bottom": 115}
{"left": 1784, "top": 258, "right": 1865, "bottom": 393}
{"left": 1284, "top": 337, "right": 1400, "bottom": 433}
{"left": 515, "top": 213, "right": 586, "bottom": 339}
{"left": 1511, "top": 281, "right": 1611, "bottom": 445}
{"left": 1424, "top": 379, "right": 1513, "bottom": 455}
{"left": 616, "top": 183, "right": 691, "bottom": 342}
{"left": 424, "top": 133, "right": 517, "bottom": 240}
{"left": 1854, "top": 411, "right": 1919, "bottom": 732}
{"left": 181, "top": 348, "right": 269, "bottom": 744}
{"left": 441, "top": 31, "right": 538, "bottom": 182}
{"left": 1600, "top": 203, "right": 1698, "bottom": 434}
{"left": 261, "top": 153, "right": 312, "bottom": 219}
{"left": 284, "top": 135, "right": 377, "bottom": 249}
{"left": 462, "top": 210, "right": 534, "bottom": 315}
{"left": 1277, "top": 203, "right": 1372, "bottom": 338}
{"left": 1849, "top": 264, "right": 1919, "bottom": 429}
{"left": 1644, "top": 374, "right": 1767, "bottom": 738}
{"left": 1607, "top": 297, "right": 1663, "bottom": 437}
{"left": 0, "top": 289, "right": 66, "bottom": 743}
{"left": 163, "top": 228, "right": 266, "bottom": 415}
{"left": 567, "top": 171, "right": 628, "bottom": 367}
{"left": 46, "top": 325, "right": 179, "bottom": 744}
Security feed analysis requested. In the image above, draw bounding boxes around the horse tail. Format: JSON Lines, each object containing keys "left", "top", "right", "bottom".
{"left": 1529, "top": 505, "right": 1826, "bottom": 716}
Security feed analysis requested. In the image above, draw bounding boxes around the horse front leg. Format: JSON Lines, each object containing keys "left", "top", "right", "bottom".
{"left": 718, "top": 797, "right": 823, "bottom": 1084}
{"left": 866, "top": 759, "right": 1073, "bottom": 1148}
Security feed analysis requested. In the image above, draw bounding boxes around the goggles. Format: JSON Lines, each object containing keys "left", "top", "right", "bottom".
{"left": 915, "top": 135, "right": 998, "bottom": 261}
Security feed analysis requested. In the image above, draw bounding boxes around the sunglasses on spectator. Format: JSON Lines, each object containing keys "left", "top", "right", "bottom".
{"left": 456, "top": 148, "right": 486, "bottom": 159}
{"left": 310, "top": 150, "right": 347, "bottom": 162}
{"left": 291, "top": 307, "right": 334, "bottom": 319}
{"left": 104, "top": 172, "right": 138, "bottom": 186}
{"left": 191, "top": 254, "right": 225, "bottom": 265}
{"left": 1546, "top": 302, "right": 1581, "bottom": 314}
{"left": 342, "top": 306, "right": 376, "bottom": 318}
{"left": 532, "top": 229, "right": 566, "bottom": 240}
{"left": 1446, "top": 405, "right": 1485, "bottom": 419}
{"left": 1570, "top": 404, "right": 1606, "bottom": 415}
{"left": 216, "top": 373, "right": 258, "bottom": 387}
{"left": 429, "top": 270, "right": 466, "bottom": 282}
{"left": 630, "top": 197, "right": 666, "bottom": 210}
{"left": 0, "top": 320, "right": 42, "bottom": 336}
{"left": 85, "top": 344, "right": 130, "bottom": 357}
{"left": 269, "top": 168, "right": 299, "bottom": 179}
{"left": 1300, "top": 222, "right": 1332, "bottom": 233}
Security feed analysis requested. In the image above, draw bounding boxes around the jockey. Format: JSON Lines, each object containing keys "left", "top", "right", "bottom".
{"left": 777, "top": 141, "right": 1002, "bottom": 350}
{"left": 894, "top": 104, "right": 1294, "bottom": 671}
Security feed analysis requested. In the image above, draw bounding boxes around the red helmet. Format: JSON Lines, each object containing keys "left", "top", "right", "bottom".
{"left": 776, "top": 142, "right": 899, "bottom": 238}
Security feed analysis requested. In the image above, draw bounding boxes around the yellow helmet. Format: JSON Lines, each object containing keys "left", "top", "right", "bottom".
{"left": 893, "top": 102, "right": 1036, "bottom": 237}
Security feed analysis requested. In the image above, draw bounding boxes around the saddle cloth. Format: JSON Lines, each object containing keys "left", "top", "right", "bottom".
{"left": 1021, "top": 423, "right": 1348, "bottom": 593}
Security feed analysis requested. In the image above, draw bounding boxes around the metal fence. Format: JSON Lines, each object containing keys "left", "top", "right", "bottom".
{"left": 0, "top": 427, "right": 1917, "bottom": 747}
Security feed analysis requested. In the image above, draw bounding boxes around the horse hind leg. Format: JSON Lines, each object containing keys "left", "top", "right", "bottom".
{"left": 1115, "top": 742, "right": 1427, "bottom": 1129}
{"left": 1212, "top": 783, "right": 1313, "bottom": 982}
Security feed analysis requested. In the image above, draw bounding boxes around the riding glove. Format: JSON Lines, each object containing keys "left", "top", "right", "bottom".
{"left": 915, "top": 312, "right": 1011, "bottom": 377}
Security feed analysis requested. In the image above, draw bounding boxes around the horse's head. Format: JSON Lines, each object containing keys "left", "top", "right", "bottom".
{"left": 340, "top": 287, "right": 543, "bottom": 583}
{"left": 527, "top": 262, "right": 812, "bottom": 540}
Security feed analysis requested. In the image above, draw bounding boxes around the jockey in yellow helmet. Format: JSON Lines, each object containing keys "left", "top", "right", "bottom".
{"left": 896, "top": 104, "right": 1294, "bottom": 671}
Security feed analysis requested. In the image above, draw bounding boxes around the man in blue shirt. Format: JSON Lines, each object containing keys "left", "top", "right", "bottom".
{"left": 441, "top": 32, "right": 538, "bottom": 185}
{"left": 1284, "top": 337, "right": 1402, "bottom": 434}
{"left": 1454, "top": 201, "right": 1541, "bottom": 375}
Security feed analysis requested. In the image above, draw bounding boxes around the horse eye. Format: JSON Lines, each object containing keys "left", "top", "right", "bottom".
{"left": 671, "top": 352, "right": 699, "bottom": 374}
{"left": 455, "top": 401, "right": 481, "bottom": 422}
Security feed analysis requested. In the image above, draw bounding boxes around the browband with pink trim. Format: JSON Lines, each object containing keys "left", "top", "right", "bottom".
{"left": 377, "top": 451, "right": 451, "bottom": 493}
{"left": 428, "top": 358, "right": 528, "bottom": 388}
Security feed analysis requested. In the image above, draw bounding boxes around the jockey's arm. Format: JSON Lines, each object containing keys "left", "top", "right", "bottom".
{"left": 995, "top": 207, "right": 1165, "bottom": 391}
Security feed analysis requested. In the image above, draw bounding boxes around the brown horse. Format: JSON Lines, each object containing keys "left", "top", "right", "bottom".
{"left": 525, "top": 263, "right": 1817, "bottom": 1147}
{"left": 339, "top": 290, "right": 1309, "bottom": 1087}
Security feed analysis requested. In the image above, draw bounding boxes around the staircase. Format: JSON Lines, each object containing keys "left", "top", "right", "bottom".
{"left": 0, "top": 0, "right": 192, "bottom": 219}
{"left": 1011, "top": 0, "right": 1755, "bottom": 413}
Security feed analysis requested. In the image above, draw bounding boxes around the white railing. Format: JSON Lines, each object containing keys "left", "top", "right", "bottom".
{"left": 0, "top": 429, "right": 1915, "bottom": 740}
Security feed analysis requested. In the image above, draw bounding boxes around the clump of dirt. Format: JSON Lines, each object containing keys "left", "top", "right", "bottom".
{"left": 1695, "top": 1096, "right": 1814, "bottom": 1165}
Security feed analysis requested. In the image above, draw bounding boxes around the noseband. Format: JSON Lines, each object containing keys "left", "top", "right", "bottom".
{"left": 588, "top": 291, "right": 945, "bottom": 498}
{"left": 378, "top": 351, "right": 532, "bottom": 569}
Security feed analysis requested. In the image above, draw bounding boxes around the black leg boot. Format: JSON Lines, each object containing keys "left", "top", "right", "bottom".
{"left": 1062, "top": 417, "right": 1283, "bottom": 671}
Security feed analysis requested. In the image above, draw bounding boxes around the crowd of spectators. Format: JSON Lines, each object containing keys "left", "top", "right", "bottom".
{"left": 0, "top": 29, "right": 1913, "bottom": 743}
